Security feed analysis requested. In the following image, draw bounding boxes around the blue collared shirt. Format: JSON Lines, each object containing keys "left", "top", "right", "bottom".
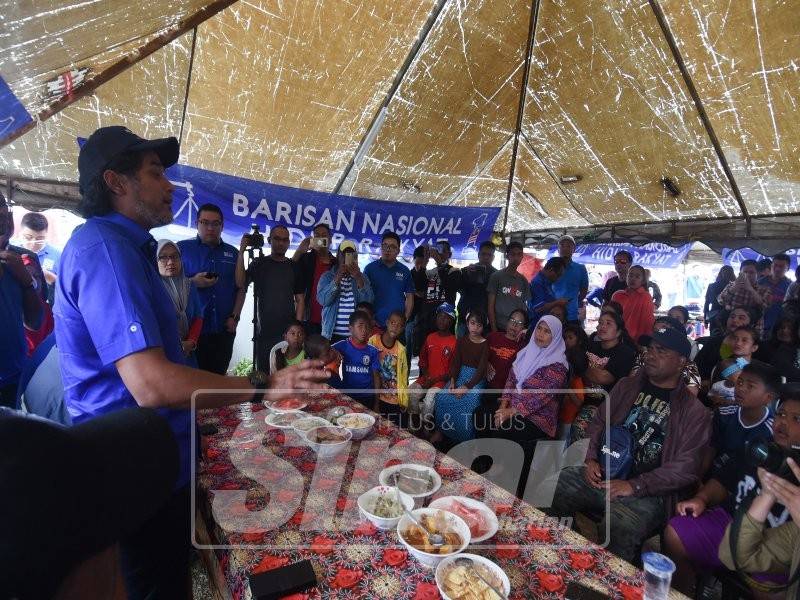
{"left": 37, "top": 244, "right": 61, "bottom": 275}
{"left": 177, "top": 236, "right": 238, "bottom": 334}
{"left": 364, "top": 259, "right": 414, "bottom": 327}
{"left": 552, "top": 259, "right": 588, "bottom": 320}
{"left": 54, "top": 212, "right": 191, "bottom": 487}
{"left": 528, "top": 271, "right": 555, "bottom": 324}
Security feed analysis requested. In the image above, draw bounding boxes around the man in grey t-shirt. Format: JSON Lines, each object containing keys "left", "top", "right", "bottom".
{"left": 487, "top": 242, "right": 530, "bottom": 332}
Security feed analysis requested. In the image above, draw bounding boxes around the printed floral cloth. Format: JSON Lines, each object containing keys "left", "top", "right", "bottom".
{"left": 196, "top": 392, "right": 680, "bottom": 600}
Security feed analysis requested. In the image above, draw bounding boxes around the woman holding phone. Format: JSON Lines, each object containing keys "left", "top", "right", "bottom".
{"left": 317, "top": 239, "right": 374, "bottom": 344}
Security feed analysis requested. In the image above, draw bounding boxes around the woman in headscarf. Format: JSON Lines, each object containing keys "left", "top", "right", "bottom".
{"left": 486, "top": 315, "right": 569, "bottom": 495}
{"left": 492, "top": 315, "right": 569, "bottom": 441}
{"left": 157, "top": 240, "right": 204, "bottom": 367}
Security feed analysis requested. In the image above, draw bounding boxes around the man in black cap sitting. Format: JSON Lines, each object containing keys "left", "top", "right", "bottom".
{"left": 547, "top": 326, "right": 711, "bottom": 564}
{"left": 55, "top": 126, "right": 329, "bottom": 598}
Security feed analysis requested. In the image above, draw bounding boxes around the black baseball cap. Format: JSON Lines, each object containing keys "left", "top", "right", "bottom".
{"left": 638, "top": 326, "right": 691, "bottom": 359}
{"left": 0, "top": 408, "right": 179, "bottom": 598}
{"left": 78, "top": 126, "right": 179, "bottom": 194}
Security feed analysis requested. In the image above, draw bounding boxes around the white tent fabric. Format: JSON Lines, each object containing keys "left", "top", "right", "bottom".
{"left": 0, "top": 0, "right": 798, "bottom": 249}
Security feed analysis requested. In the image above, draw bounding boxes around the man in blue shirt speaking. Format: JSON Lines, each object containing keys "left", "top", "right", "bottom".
{"left": 55, "top": 126, "right": 329, "bottom": 599}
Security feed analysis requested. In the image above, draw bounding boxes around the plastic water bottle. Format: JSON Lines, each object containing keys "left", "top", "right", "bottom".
{"left": 642, "top": 552, "right": 675, "bottom": 600}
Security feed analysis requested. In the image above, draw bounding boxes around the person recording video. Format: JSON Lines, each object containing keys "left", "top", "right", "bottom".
{"left": 718, "top": 390, "right": 800, "bottom": 599}
{"left": 235, "top": 224, "right": 305, "bottom": 372}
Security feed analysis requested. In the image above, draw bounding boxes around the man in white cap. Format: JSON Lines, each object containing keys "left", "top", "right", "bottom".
{"left": 552, "top": 234, "right": 588, "bottom": 325}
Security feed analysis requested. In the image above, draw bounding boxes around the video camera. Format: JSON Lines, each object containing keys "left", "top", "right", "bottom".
{"left": 746, "top": 440, "right": 800, "bottom": 485}
{"left": 246, "top": 224, "right": 264, "bottom": 249}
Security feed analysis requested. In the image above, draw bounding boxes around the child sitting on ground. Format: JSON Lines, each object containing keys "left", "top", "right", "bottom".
{"left": 369, "top": 310, "right": 408, "bottom": 426}
{"left": 407, "top": 303, "right": 458, "bottom": 430}
{"left": 559, "top": 324, "right": 589, "bottom": 442}
{"left": 332, "top": 311, "right": 381, "bottom": 407}
{"left": 431, "top": 309, "right": 489, "bottom": 444}
{"left": 273, "top": 320, "right": 306, "bottom": 371}
{"left": 708, "top": 357, "right": 747, "bottom": 407}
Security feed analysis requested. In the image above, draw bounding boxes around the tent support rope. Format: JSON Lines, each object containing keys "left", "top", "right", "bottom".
{"left": 179, "top": 28, "right": 199, "bottom": 148}
{"left": 332, "top": 0, "right": 450, "bottom": 195}
{"left": 648, "top": 0, "right": 750, "bottom": 223}
{"left": 501, "top": 0, "right": 541, "bottom": 239}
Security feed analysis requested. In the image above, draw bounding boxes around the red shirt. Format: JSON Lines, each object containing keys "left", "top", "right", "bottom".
{"left": 419, "top": 332, "right": 457, "bottom": 387}
{"left": 309, "top": 256, "right": 329, "bottom": 325}
{"left": 486, "top": 331, "right": 523, "bottom": 389}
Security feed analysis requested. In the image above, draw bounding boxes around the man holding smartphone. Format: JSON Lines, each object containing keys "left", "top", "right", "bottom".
{"left": 178, "top": 203, "right": 244, "bottom": 374}
{"left": 293, "top": 222, "right": 335, "bottom": 335}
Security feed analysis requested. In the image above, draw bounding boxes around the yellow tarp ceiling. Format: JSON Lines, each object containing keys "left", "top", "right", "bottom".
{"left": 0, "top": 0, "right": 798, "bottom": 240}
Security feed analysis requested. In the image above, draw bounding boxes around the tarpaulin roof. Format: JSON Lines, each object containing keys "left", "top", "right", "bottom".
{"left": 0, "top": 0, "right": 798, "bottom": 250}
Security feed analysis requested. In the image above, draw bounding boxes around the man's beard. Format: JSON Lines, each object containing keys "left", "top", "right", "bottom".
{"left": 134, "top": 197, "right": 172, "bottom": 228}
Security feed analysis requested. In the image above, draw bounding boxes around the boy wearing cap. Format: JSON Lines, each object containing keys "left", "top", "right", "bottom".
{"left": 317, "top": 239, "right": 373, "bottom": 344}
{"left": 552, "top": 234, "right": 588, "bottom": 324}
{"left": 549, "top": 326, "right": 711, "bottom": 564}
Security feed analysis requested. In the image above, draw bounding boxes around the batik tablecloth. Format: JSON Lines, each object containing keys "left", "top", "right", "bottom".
{"left": 195, "top": 392, "right": 669, "bottom": 600}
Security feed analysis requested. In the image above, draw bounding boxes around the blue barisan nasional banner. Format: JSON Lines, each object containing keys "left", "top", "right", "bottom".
{"left": 164, "top": 162, "right": 501, "bottom": 260}
{"left": 723, "top": 247, "right": 799, "bottom": 271}
{"left": 547, "top": 242, "right": 692, "bottom": 268}
{"left": 0, "top": 76, "right": 33, "bottom": 141}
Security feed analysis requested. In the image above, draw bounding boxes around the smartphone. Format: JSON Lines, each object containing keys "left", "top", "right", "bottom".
{"left": 344, "top": 253, "right": 355, "bottom": 266}
{"left": 204, "top": 272, "right": 219, "bottom": 279}
{"left": 249, "top": 559, "right": 317, "bottom": 599}
{"left": 312, "top": 236, "right": 329, "bottom": 249}
{"left": 564, "top": 582, "right": 609, "bottom": 600}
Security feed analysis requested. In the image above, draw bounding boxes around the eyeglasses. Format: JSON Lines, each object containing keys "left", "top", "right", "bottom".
{"left": 381, "top": 243, "right": 399, "bottom": 251}
{"left": 158, "top": 254, "right": 180, "bottom": 263}
{"left": 198, "top": 219, "right": 222, "bottom": 228}
{"left": 508, "top": 318, "right": 525, "bottom": 326}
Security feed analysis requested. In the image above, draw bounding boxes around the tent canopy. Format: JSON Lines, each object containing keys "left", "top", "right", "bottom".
{"left": 1, "top": 0, "right": 798, "bottom": 251}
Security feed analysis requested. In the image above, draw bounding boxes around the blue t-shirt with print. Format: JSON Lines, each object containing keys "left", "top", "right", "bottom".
{"left": 333, "top": 338, "right": 380, "bottom": 392}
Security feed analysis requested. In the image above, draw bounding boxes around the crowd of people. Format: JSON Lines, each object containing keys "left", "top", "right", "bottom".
{"left": 2, "top": 126, "right": 800, "bottom": 599}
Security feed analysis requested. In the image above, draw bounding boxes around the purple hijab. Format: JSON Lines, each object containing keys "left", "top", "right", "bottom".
{"left": 511, "top": 315, "right": 568, "bottom": 390}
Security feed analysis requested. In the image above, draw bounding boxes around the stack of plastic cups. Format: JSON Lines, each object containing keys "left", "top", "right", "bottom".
{"left": 641, "top": 552, "right": 676, "bottom": 600}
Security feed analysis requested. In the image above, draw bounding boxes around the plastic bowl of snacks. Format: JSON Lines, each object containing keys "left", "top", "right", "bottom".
{"left": 357, "top": 485, "right": 414, "bottom": 530}
{"left": 379, "top": 464, "right": 442, "bottom": 500}
{"left": 264, "top": 410, "right": 308, "bottom": 429}
{"left": 435, "top": 553, "right": 510, "bottom": 599}
{"left": 335, "top": 412, "right": 376, "bottom": 440}
{"left": 397, "top": 508, "right": 470, "bottom": 569}
{"left": 303, "top": 425, "right": 352, "bottom": 458}
{"left": 263, "top": 397, "right": 308, "bottom": 413}
{"left": 428, "top": 496, "right": 499, "bottom": 543}
{"left": 292, "top": 417, "right": 331, "bottom": 436}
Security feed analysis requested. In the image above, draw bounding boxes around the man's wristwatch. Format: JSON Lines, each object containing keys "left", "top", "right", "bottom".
{"left": 228, "top": 314, "right": 240, "bottom": 322}
{"left": 248, "top": 370, "right": 269, "bottom": 403}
